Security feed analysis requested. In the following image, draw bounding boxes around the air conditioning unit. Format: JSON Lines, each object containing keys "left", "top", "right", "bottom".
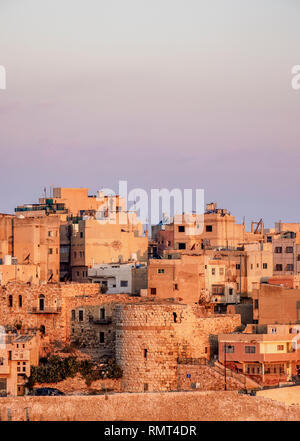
{"left": 11, "top": 257, "right": 18, "bottom": 265}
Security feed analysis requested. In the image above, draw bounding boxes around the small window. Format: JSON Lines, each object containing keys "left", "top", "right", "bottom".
{"left": 79, "top": 310, "right": 84, "bottom": 322}
{"left": 245, "top": 346, "right": 256, "bottom": 354}
{"left": 150, "top": 288, "right": 156, "bottom": 295}
{"left": 157, "top": 269, "right": 165, "bottom": 274}
{"left": 236, "top": 264, "right": 241, "bottom": 270}
{"left": 144, "top": 383, "right": 148, "bottom": 392}
{"left": 224, "top": 345, "right": 234, "bottom": 353}
{"left": 100, "top": 308, "right": 105, "bottom": 319}
{"left": 100, "top": 332, "right": 105, "bottom": 343}
{"left": 120, "top": 280, "right": 128, "bottom": 287}
{"left": 286, "top": 247, "right": 294, "bottom": 254}
{"left": 8, "top": 295, "right": 13, "bottom": 308}
{"left": 144, "top": 349, "right": 148, "bottom": 359}
{"left": 275, "top": 247, "right": 282, "bottom": 254}
{"left": 71, "top": 310, "right": 75, "bottom": 321}
{"left": 254, "top": 299, "right": 259, "bottom": 309}
{"left": 174, "top": 283, "right": 178, "bottom": 290}
{"left": 229, "top": 288, "right": 233, "bottom": 295}
{"left": 277, "top": 345, "right": 284, "bottom": 351}
{"left": 178, "top": 226, "right": 185, "bottom": 233}
{"left": 80, "top": 232, "right": 83, "bottom": 238}
{"left": 286, "top": 264, "right": 294, "bottom": 271}
{"left": 267, "top": 236, "right": 272, "bottom": 243}
{"left": 212, "top": 268, "right": 216, "bottom": 275}
{"left": 173, "top": 312, "right": 177, "bottom": 323}
{"left": 48, "top": 248, "right": 53, "bottom": 255}
{"left": 178, "top": 243, "right": 186, "bottom": 250}
{"left": 275, "top": 264, "right": 283, "bottom": 271}
{"left": 263, "top": 263, "right": 268, "bottom": 269}
{"left": 206, "top": 225, "right": 213, "bottom": 232}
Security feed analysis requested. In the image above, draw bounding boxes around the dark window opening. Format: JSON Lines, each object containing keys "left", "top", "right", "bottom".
{"left": 173, "top": 312, "right": 177, "bottom": 323}
{"left": 39, "top": 295, "right": 45, "bottom": 311}
{"left": 144, "top": 349, "right": 148, "bottom": 359}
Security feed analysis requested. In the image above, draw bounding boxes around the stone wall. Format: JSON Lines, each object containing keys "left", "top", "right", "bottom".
{"left": 177, "top": 364, "right": 243, "bottom": 391}
{"left": 115, "top": 302, "right": 241, "bottom": 392}
{"left": 0, "top": 391, "right": 299, "bottom": 421}
{"left": 0, "top": 282, "right": 103, "bottom": 345}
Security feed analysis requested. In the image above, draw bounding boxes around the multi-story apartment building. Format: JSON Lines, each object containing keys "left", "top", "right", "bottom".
{"left": 218, "top": 324, "right": 300, "bottom": 385}
{"left": 0, "top": 214, "right": 60, "bottom": 283}
{"left": 148, "top": 242, "right": 272, "bottom": 305}
{"left": 270, "top": 232, "right": 300, "bottom": 276}
{"left": 87, "top": 262, "right": 147, "bottom": 295}
{"left": 0, "top": 331, "right": 40, "bottom": 396}
{"left": 152, "top": 202, "right": 263, "bottom": 256}
{"left": 252, "top": 281, "right": 300, "bottom": 325}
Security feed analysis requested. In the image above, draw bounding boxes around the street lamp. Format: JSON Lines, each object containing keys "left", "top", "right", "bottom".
{"left": 224, "top": 343, "right": 233, "bottom": 391}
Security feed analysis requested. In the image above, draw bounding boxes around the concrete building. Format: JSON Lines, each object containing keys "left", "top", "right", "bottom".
{"left": 152, "top": 202, "right": 263, "bottom": 256}
{"left": 252, "top": 282, "right": 300, "bottom": 325}
{"left": 218, "top": 324, "right": 300, "bottom": 386}
{"left": 0, "top": 262, "right": 40, "bottom": 286}
{"left": 147, "top": 242, "right": 272, "bottom": 305}
{"left": 0, "top": 331, "right": 40, "bottom": 396}
{"left": 271, "top": 232, "right": 300, "bottom": 276}
{"left": 87, "top": 262, "right": 147, "bottom": 295}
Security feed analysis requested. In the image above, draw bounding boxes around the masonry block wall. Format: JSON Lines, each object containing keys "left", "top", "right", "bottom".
{"left": 0, "top": 282, "right": 103, "bottom": 345}
{"left": 115, "top": 302, "right": 240, "bottom": 392}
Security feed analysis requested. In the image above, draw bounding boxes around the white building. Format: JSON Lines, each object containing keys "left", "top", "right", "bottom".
{"left": 88, "top": 262, "right": 147, "bottom": 294}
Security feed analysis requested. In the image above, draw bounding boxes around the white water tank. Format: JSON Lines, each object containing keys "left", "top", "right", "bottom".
{"left": 4, "top": 255, "right": 12, "bottom": 265}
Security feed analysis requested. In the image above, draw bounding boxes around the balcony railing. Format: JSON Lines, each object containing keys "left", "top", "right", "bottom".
{"left": 89, "top": 316, "right": 112, "bottom": 325}
{"left": 28, "top": 307, "right": 61, "bottom": 314}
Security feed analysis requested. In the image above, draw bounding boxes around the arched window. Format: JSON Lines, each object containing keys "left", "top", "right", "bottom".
{"left": 8, "top": 295, "right": 13, "bottom": 308}
{"left": 39, "top": 294, "right": 45, "bottom": 311}
{"left": 19, "top": 295, "right": 22, "bottom": 308}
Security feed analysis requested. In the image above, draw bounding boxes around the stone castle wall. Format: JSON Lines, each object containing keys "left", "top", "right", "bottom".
{"left": 115, "top": 302, "right": 241, "bottom": 392}
{"left": 0, "top": 391, "right": 299, "bottom": 421}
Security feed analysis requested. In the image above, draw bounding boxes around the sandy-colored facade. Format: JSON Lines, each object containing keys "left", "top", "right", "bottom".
{"left": 252, "top": 282, "right": 300, "bottom": 324}
{"left": 0, "top": 332, "right": 40, "bottom": 396}
{"left": 0, "top": 264, "right": 40, "bottom": 286}
{"left": 13, "top": 216, "right": 60, "bottom": 283}
{"left": 148, "top": 242, "right": 272, "bottom": 305}
{"left": 152, "top": 203, "right": 262, "bottom": 255}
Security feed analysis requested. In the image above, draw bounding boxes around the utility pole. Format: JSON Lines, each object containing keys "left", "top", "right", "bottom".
{"left": 224, "top": 343, "right": 227, "bottom": 391}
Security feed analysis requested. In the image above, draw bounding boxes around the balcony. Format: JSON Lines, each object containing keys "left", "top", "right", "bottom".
{"left": 89, "top": 316, "right": 112, "bottom": 325}
{"left": 28, "top": 306, "right": 61, "bottom": 314}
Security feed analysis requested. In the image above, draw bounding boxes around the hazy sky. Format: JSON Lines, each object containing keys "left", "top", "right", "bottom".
{"left": 0, "top": 0, "right": 300, "bottom": 227}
